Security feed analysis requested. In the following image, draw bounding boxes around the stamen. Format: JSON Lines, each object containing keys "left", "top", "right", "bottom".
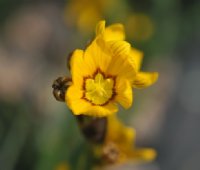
{"left": 83, "top": 70, "right": 115, "bottom": 105}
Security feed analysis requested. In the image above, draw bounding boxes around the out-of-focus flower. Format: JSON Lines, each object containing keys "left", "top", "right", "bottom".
{"left": 65, "top": 21, "right": 158, "bottom": 117}
{"left": 100, "top": 114, "right": 156, "bottom": 164}
{"left": 55, "top": 162, "right": 70, "bottom": 170}
{"left": 65, "top": 0, "right": 115, "bottom": 34}
{"left": 125, "top": 14, "right": 154, "bottom": 42}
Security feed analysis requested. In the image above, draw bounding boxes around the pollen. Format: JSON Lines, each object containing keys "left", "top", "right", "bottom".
{"left": 84, "top": 72, "right": 114, "bottom": 105}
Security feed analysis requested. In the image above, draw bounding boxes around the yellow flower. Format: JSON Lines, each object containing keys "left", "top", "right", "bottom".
{"left": 66, "top": 42, "right": 135, "bottom": 116}
{"left": 101, "top": 114, "right": 156, "bottom": 164}
{"left": 66, "top": 21, "right": 158, "bottom": 117}
{"left": 125, "top": 14, "right": 154, "bottom": 42}
{"left": 64, "top": 0, "right": 114, "bottom": 34}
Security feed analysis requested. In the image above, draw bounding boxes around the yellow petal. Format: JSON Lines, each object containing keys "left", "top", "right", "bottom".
{"left": 106, "top": 40, "right": 131, "bottom": 57}
{"left": 115, "top": 79, "right": 133, "bottom": 109}
{"left": 103, "top": 41, "right": 136, "bottom": 83}
{"left": 130, "top": 148, "right": 157, "bottom": 161}
{"left": 129, "top": 48, "right": 143, "bottom": 72}
{"left": 85, "top": 102, "right": 118, "bottom": 117}
{"left": 96, "top": 20, "right": 125, "bottom": 41}
{"left": 104, "top": 23, "right": 125, "bottom": 41}
{"left": 133, "top": 72, "right": 158, "bottom": 89}
{"left": 107, "top": 47, "right": 136, "bottom": 83}
{"left": 70, "top": 99, "right": 91, "bottom": 116}
{"left": 84, "top": 39, "right": 112, "bottom": 73}
{"left": 70, "top": 49, "right": 89, "bottom": 88}
{"left": 106, "top": 114, "right": 136, "bottom": 147}
{"left": 96, "top": 20, "right": 105, "bottom": 36}
{"left": 66, "top": 85, "right": 91, "bottom": 115}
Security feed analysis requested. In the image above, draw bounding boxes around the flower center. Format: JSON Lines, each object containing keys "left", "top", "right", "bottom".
{"left": 84, "top": 72, "right": 115, "bottom": 105}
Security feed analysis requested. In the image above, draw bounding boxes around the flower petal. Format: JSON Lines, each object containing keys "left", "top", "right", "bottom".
{"left": 96, "top": 20, "right": 105, "bottom": 36}
{"left": 129, "top": 48, "right": 143, "bottom": 72}
{"left": 66, "top": 85, "right": 91, "bottom": 115}
{"left": 84, "top": 39, "right": 112, "bottom": 73}
{"left": 105, "top": 42, "right": 136, "bottom": 84}
{"left": 106, "top": 114, "right": 136, "bottom": 146}
{"left": 96, "top": 20, "right": 125, "bottom": 41}
{"left": 133, "top": 72, "right": 158, "bottom": 89}
{"left": 115, "top": 79, "right": 133, "bottom": 109}
{"left": 130, "top": 148, "right": 157, "bottom": 161}
{"left": 104, "top": 23, "right": 125, "bottom": 41}
{"left": 106, "top": 40, "right": 131, "bottom": 57}
{"left": 85, "top": 102, "right": 118, "bottom": 117}
{"left": 70, "top": 49, "right": 90, "bottom": 88}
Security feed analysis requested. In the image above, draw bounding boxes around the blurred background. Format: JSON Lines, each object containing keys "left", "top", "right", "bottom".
{"left": 0, "top": 0, "right": 200, "bottom": 170}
